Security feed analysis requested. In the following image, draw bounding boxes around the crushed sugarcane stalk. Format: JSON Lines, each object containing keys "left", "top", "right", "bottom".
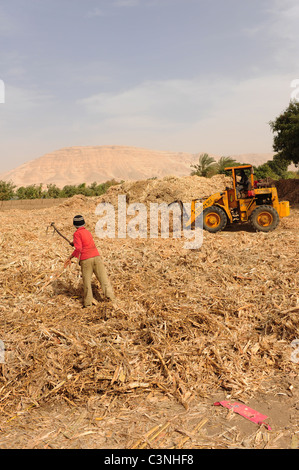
{"left": 174, "top": 418, "right": 208, "bottom": 448}
{"left": 0, "top": 180, "right": 298, "bottom": 449}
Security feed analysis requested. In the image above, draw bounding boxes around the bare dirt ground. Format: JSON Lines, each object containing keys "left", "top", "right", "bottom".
{"left": 0, "top": 381, "right": 298, "bottom": 449}
{"left": 0, "top": 186, "right": 298, "bottom": 450}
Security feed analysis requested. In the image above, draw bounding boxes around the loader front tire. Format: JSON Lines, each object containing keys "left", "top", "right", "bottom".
{"left": 250, "top": 205, "right": 279, "bottom": 232}
{"left": 203, "top": 205, "right": 228, "bottom": 233}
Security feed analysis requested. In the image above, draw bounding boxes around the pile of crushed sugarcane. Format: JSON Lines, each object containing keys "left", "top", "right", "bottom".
{"left": 0, "top": 175, "right": 298, "bottom": 420}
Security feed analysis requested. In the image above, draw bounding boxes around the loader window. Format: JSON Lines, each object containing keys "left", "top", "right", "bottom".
{"left": 236, "top": 170, "right": 250, "bottom": 198}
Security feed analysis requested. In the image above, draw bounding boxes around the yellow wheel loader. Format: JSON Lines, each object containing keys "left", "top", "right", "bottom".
{"left": 186, "top": 165, "right": 290, "bottom": 233}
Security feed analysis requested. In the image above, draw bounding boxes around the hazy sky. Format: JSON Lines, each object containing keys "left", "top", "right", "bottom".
{"left": 0, "top": 0, "right": 299, "bottom": 172}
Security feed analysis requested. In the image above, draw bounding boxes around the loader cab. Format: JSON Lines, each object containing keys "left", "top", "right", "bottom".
{"left": 225, "top": 165, "right": 255, "bottom": 200}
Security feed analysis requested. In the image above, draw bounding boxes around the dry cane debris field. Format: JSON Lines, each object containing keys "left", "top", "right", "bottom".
{"left": 0, "top": 174, "right": 298, "bottom": 450}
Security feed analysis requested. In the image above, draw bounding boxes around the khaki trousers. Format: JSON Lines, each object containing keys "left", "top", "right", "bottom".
{"left": 80, "top": 256, "right": 115, "bottom": 307}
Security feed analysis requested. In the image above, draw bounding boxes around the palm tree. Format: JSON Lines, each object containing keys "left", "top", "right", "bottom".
{"left": 215, "top": 156, "right": 240, "bottom": 174}
{"left": 190, "top": 153, "right": 216, "bottom": 177}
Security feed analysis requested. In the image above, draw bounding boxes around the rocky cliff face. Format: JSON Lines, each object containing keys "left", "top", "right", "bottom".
{"left": 0, "top": 145, "right": 274, "bottom": 188}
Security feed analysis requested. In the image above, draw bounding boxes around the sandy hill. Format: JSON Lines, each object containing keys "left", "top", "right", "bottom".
{"left": 0, "top": 145, "right": 274, "bottom": 188}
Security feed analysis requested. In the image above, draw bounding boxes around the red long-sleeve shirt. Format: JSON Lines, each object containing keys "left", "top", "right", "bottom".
{"left": 71, "top": 227, "right": 99, "bottom": 261}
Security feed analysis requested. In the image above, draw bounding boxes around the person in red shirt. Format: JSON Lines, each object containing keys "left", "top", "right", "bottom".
{"left": 64, "top": 215, "right": 115, "bottom": 307}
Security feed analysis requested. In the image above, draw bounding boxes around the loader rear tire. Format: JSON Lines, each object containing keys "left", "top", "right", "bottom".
{"left": 203, "top": 205, "right": 228, "bottom": 233}
{"left": 250, "top": 205, "right": 279, "bottom": 232}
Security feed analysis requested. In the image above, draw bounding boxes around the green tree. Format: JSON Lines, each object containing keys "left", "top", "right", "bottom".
{"left": 253, "top": 163, "right": 279, "bottom": 180}
{"left": 270, "top": 153, "right": 289, "bottom": 176}
{"left": 45, "top": 183, "right": 62, "bottom": 198}
{"left": 87, "top": 181, "right": 107, "bottom": 196}
{"left": 215, "top": 156, "right": 240, "bottom": 174}
{"left": 61, "top": 183, "right": 94, "bottom": 197}
{"left": 16, "top": 184, "right": 43, "bottom": 199}
{"left": 76, "top": 183, "right": 89, "bottom": 196}
{"left": 254, "top": 153, "right": 290, "bottom": 180}
{"left": 88, "top": 181, "right": 99, "bottom": 195}
{"left": 87, "top": 179, "right": 121, "bottom": 196}
{"left": 269, "top": 100, "right": 299, "bottom": 166}
{"left": 191, "top": 153, "right": 216, "bottom": 177}
{"left": 0, "top": 180, "right": 16, "bottom": 200}
{"left": 60, "top": 184, "right": 80, "bottom": 198}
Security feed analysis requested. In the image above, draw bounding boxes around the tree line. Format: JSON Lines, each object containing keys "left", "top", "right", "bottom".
{"left": 191, "top": 100, "right": 299, "bottom": 180}
{"left": 190, "top": 153, "right": 299, "bottom": 179}
{"left": 0, "top": 179, "right": 121, "bottom": 201}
